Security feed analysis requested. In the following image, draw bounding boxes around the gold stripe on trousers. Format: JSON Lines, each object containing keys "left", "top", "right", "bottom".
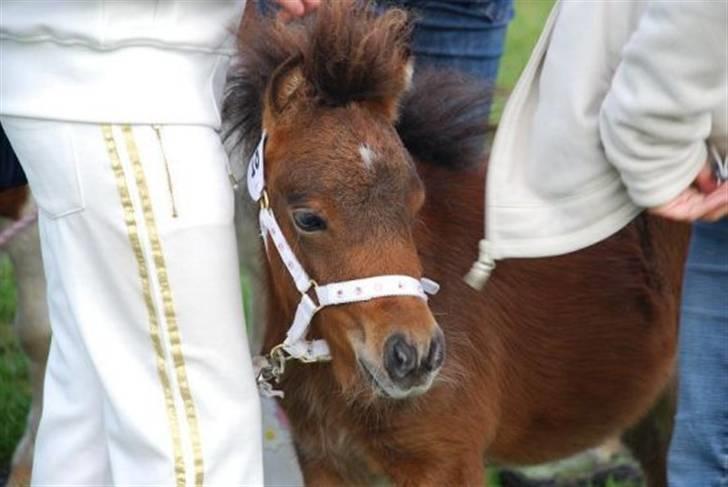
{"left": 104, "top": 124, "right": 205, "bottom": 486}
{"left": 121, "top": 125, "right": 205, "bottom": 487}
{"left": 102, "top": 124, "right": 187, "bottom": 487}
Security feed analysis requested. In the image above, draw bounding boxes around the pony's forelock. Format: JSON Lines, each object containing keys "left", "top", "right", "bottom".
{"left": 223, "top": 0, "right": 491, "bottom": 171}
{"left": 223, "top": 0, "right": 411, "bottom": 158}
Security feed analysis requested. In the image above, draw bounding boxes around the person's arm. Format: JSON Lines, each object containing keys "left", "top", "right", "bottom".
{"left": 599, "top": 0, "right": 727, "bottom": 221}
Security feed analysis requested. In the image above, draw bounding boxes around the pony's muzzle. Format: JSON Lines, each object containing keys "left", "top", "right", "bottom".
{"left": 383, "top": 329, "right": 445, "bottom": 388}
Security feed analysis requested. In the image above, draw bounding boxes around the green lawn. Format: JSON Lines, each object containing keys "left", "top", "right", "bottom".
{"left": 492, "top": 0, "right": 555, "bottom": 122}
{"left": 0, "top": 2, "right": 643, "bottom": 485}
{"left": 497, "top": 0, "right": 555, "bottom": 91}
{"left": 0, "top": 256, "right": 27, "bottom": 465}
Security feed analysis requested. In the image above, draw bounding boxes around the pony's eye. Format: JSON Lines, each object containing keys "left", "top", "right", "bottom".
{"left": 292, "top": 210, "right": 327, "bottom": 232}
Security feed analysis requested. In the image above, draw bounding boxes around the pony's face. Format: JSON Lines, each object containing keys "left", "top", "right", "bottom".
{"left": 227, "top": 0, "right": 448, "bottom": 400}
{"left": 263, "top": 98, "right": 444, "bottom": 400}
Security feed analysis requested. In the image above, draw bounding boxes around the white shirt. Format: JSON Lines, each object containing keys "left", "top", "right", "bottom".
{"left": 0, "top": 0, "right": 245, "bottom": 128}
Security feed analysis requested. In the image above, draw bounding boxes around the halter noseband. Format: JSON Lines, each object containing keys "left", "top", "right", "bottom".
{"left": 246, "top": 132, "right": 439, "bottom": 397}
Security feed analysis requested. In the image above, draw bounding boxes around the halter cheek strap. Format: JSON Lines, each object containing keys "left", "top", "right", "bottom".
{"left": 248, "top": 132, "right": 440, "bottom": 396}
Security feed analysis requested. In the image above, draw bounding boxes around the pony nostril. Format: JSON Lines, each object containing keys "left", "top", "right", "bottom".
{"left": 384, "top": 334, "right": 417, "bottom": 380}
{"left": 424, "top": 330, "right": 445, "bottom": 372}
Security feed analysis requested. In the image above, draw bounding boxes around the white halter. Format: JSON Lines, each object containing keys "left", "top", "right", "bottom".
{"left": 246, "top": 132, "right": 439, "bottom": 396}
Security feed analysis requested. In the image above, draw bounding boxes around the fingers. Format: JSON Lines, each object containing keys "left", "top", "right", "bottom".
{"left": 699, "top": 184, "right": 728, "bottom": 221}
{"left": 649, "top": 189, "right": 697, "bottom": 221}
{"left": 649, "top": 185, "right": 728, "bottom": 222}
{"left": 649, "top": 162, "right": 727, "bottom": 223}
{"left": 275, "top": 0, "right": 320, "bottom": 22}
{"left": 694, "top": 162, "right": 720, "bottom": 194}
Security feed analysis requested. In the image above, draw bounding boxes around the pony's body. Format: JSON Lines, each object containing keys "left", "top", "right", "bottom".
{"left": 226, "top": 3, "right": 688, "bottom": 485}
{"left": 268, "top": 164, "right": 686, "bottom": 486}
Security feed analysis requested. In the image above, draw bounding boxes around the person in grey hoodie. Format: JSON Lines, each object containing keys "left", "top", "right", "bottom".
{"left": 465, "top": 2, "right": 726, "bottom": 486}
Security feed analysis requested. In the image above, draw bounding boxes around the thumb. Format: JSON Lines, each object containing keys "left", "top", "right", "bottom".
{"left": 694, "top": 162, "right": 719, "bottom": 194}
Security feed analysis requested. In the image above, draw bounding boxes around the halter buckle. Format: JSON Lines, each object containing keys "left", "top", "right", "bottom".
{"left": 260, "top": 189, "right": 270, "bottom": 209}
{"left": 306, "top": 279, "right": 323, "bottom": 311}
{"left": 254, "top": 344, "right": 290, "bottom": 398}
{"left": 256, "top": 345, "right": 288, "bottom": 384}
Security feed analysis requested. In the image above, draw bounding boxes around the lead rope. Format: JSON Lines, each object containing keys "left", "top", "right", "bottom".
{"left": 243, "top": 132, "right": 440, "bottom": 397}
{"left": 0, "top": 209, "right": 38, "bottom": 249}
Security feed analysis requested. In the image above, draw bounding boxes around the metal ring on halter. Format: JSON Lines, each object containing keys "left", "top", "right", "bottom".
{"left": 269, "top": 343, "right": 289, "bottom": 378}
{"left": 307, "top": 279, "right": 323, "bottom": 312}
{"left": 256, "top": 343, "right": 290, "bottom": 386}
{"left": 260, "top": 189, "right": 270, "bottom": 209}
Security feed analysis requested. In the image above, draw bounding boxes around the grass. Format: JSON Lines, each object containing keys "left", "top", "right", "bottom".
{"left": 0, "top": 255, "right": 29, "bottom": 465}
{"left": 0, "top": 2, "right": 642, "bottom": 485}
{"left": 497, "top": 0, "right": 555, "bottom": 91}
{"left": 492, "top": 0, "right": 556, "bottom": 122}
{"left": 605, "top": 479, "right": 641, "bottom": 487}
{"left": 0, "top": 256, "right": 17, "bottom": 323}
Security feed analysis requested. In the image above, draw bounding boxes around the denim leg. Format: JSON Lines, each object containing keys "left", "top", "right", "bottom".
{"left": 668, "top": 220, "right": 728, "bottom": 487}
{"left": 384, "top": 0, "right": 512, "bottom": 84}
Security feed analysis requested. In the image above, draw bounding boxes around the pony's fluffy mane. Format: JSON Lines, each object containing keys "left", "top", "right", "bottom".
{"left": 397, "top": 69, "right": 491, "bottom": 170}
{"left": 224, "top": 0, "right": 490, "bottom": 170}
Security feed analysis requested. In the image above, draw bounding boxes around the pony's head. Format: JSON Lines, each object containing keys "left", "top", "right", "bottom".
{"left": 226, "top": 1, "right": 489, "bottom": 400}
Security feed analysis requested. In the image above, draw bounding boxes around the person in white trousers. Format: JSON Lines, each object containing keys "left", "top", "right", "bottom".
{"left": 0, "top": 0, "right": 318, "bottom": 484}
{"left": 1, "top": 120, "right": 263, "bottom": 486}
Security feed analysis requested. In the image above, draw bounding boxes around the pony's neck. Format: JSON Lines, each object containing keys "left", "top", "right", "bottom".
{"left": 261, "top": 262, "right": 298, "bottom": 352}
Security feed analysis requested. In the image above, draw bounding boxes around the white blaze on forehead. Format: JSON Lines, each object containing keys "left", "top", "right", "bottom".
{"left": 359, "top": 144, "right": 378, "bottom": 170}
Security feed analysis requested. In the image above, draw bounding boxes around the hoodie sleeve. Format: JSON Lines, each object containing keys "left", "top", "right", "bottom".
{"left": 599, "top": 0, "right": 728, "bottom": 208}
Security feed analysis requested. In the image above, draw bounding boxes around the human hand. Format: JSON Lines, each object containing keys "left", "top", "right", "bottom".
{"left": 649, "top": 163, "right": 728, "bottom": 222}
{"left": 275, "top": 0, "right": 321, "bottom": 22}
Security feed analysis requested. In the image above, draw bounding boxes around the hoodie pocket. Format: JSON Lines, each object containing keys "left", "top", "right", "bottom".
{"left": 1, "top": 117, "right": 84, "bottom": 219}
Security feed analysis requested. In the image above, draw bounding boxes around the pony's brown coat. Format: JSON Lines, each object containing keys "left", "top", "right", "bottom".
{"left": 0, "top": 185, "right": 29, "bottom": 220}
{"left": 226, "top": 3, "right": 688, "bottom": 485}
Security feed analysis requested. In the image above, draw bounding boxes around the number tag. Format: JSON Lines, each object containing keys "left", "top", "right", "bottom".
{"left": 247, "top": 132, "right": 267, "bottom": 201}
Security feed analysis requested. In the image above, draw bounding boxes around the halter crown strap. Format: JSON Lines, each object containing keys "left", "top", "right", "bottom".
{"left": 0, "top": 209, "right": 38, "bottom": 249}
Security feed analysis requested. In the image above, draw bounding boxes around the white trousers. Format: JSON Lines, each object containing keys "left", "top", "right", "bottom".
{"left": 1, "top": 117, "right": 263, "bottom": 486}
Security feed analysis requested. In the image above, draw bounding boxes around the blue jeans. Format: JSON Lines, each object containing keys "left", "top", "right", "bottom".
{"left": 382, "top": 0, "right": 512, "bottom": 84}
{"left": 668, "top": 220, "right": 728, "bottom": 487}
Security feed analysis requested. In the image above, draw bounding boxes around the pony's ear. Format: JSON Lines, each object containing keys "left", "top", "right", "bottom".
{"left": 401, "top": 57, "right": 415, "bottom": 93}
{"left": 263, "top": 55, "right": 307, "bottom": 127}
{"left": 360, "top": 56, "right": 414, "bottom": 123}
